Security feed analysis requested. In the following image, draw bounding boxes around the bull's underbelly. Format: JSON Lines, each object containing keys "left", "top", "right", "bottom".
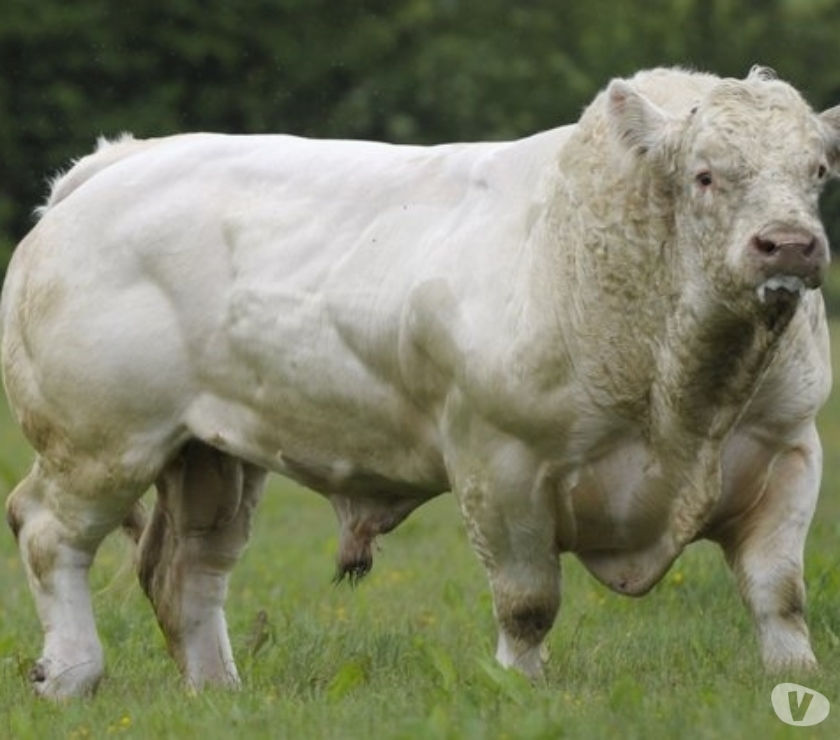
{"left": 183, "top": 388, "right": 449, "bottom": 498}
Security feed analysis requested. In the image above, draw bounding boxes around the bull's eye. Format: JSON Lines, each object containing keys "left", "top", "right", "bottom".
{"left": 695, "top": 170, "right": 713, "bottom": 188}
{"left": 817, "top": 164, "right": 828, "bottom": 180}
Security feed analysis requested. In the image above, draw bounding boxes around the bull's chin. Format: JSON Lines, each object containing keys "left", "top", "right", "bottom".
{"left": 743, "top": 273, "right": 818, "bottom": 330}
{"left": 755, "top": 275, "right": 807, "bottom": 307}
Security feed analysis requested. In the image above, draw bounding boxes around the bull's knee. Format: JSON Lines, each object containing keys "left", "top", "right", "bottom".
{"left": 5, "top": 468, "right": 43, "bottom": 542}
{"left": 492, "top": 578, "right": 560, "bottom": 678}
{"left": 7, "top": 470, "right": 69, "bottom": 588}
{"left": 499, "top": 601, "right": 558, "bottom": 647}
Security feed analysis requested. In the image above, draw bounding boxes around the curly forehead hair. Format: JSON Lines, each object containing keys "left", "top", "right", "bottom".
{"left": 706, "top": 75, "right": 812, "bottom": 115}
{"left": 688, "top": 76, "right": 825, "bottom": 169}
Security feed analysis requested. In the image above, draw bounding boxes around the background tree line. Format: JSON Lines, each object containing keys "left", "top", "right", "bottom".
{"left": 3, "top": 0, "right": 840, "bottom": 271}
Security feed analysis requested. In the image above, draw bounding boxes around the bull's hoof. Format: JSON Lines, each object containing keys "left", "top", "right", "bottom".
{"left": 29, "top": 656, "right": 103, "bottom": 699}
{"left": 763, "top": 652, "right": 819, "bottom": 674}
{"left": 184, "top": 666, "right": 241, "bottom": 692}
{"left": 495, "top": 632, "right": 546, "bottom": 680}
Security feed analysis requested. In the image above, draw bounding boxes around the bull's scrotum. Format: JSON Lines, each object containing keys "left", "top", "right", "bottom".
{"left": 2, "top": 65, "right": 838, "bottom": 698}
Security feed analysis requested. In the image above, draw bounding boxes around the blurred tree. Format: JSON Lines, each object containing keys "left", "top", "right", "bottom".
{"left": 1, "top": 0, "right": 840, "bottom": 268}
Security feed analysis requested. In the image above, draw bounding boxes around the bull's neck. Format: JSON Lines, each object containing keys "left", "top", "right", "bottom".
{"left": 648, "top": 285, "right": 796, "bottom": 546}
{"left": 651, "top": 285, "right": 796, "bottom": 447}
{"left": 540, "top": 132, "right": 801, "bottom": 558}
{"left": 544, "top": 156, "right": 797, "bottom": 546}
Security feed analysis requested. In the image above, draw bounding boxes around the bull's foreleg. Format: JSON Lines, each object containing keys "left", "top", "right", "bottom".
{"left": 718, "top": 427, "right": 820, "bottom": 672}
{"left": 5, "top": 460, "right": 140, "bottom": 698}
{"left": 451, "top": 445, "right": 560, "bottom": 678}
{"left": 138, "top": 441, "right": 266, "bottom": 689}
{"left": 489, "top": 553, "right": 560, "bottom": 679}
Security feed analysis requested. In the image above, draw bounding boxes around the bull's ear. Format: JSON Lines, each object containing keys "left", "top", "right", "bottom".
{"left": 606, "top": 79, "right": 671, "bottom": 157}
{"left": 821, "top": 104, "right": 840, "bottom": 173}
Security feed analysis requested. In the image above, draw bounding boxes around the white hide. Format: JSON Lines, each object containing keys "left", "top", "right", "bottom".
{"left": 2, "top": 66, "right": 837, "bottom": 697}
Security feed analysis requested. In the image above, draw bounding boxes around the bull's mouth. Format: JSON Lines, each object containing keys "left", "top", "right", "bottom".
{"left": 756, "top": 275, "right": 807, "bottom": 306}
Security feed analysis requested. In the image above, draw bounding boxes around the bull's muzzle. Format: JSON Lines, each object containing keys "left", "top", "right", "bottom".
{"left": 750, "top": 227, "right": 829, "bottom": 290}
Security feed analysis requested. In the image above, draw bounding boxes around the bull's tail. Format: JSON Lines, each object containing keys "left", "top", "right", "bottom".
{"left": 35, "top": 133, "right": 157, "bottom": 217}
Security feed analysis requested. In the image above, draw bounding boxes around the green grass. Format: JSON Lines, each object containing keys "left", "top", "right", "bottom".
{"left": 2, "top": 324, "right": 840, "bottom": 740}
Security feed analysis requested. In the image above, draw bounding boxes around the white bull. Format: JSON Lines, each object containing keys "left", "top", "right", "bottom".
{"left": 2, "top": 66, "right": 838, "bottom": 698}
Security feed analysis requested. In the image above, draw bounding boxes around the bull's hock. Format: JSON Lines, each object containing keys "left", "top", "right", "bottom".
{"left": 1, "top": 64, "right": 836, "bottom": 697}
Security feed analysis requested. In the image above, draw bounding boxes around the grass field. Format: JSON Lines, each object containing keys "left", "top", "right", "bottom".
{"left": 1, "top": 325, "right": 840, "bottom": 739}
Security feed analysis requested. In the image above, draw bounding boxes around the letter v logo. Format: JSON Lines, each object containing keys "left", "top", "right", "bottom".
{"left": 771, "top": 683, "right": 830, "bottom": 726}
{"left": 788, "top": 689, "right": 813, "bottom": 722}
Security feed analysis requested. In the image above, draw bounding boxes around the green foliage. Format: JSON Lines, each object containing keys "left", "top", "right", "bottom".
{"left": 2, "top": 0, "right": 840, "bottom": 264}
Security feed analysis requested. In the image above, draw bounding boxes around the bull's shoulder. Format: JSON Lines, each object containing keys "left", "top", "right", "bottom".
{"left": 398, "top": 271, "right": 588, "bottom": 445}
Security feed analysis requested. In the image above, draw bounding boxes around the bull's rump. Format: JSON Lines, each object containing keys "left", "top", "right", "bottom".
{"left": 0, "top": 129, "right": 569, "bottom": 491}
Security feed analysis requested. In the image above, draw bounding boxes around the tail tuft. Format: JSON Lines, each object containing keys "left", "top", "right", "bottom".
{"left": 333, "top": 555, "right": 373, "bottom": 587}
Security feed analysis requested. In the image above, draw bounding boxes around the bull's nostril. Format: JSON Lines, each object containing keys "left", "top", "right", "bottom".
{"left": 803, "top": 238, "right": 816, "bottom": 258}
{"left": 754, "top": 237, "right": 778, "bottom": 256}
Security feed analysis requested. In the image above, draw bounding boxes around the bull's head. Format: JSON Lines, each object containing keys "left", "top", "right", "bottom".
{"left": 606, "top": 65, "right": 840, "bottom": 317}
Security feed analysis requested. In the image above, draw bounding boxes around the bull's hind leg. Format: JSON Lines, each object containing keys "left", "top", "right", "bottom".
{"left": 5, "top": 460, "right": 141, "bottom": 698}
{"left": 138, "top": 440, "right": 266, "bottom": 689}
